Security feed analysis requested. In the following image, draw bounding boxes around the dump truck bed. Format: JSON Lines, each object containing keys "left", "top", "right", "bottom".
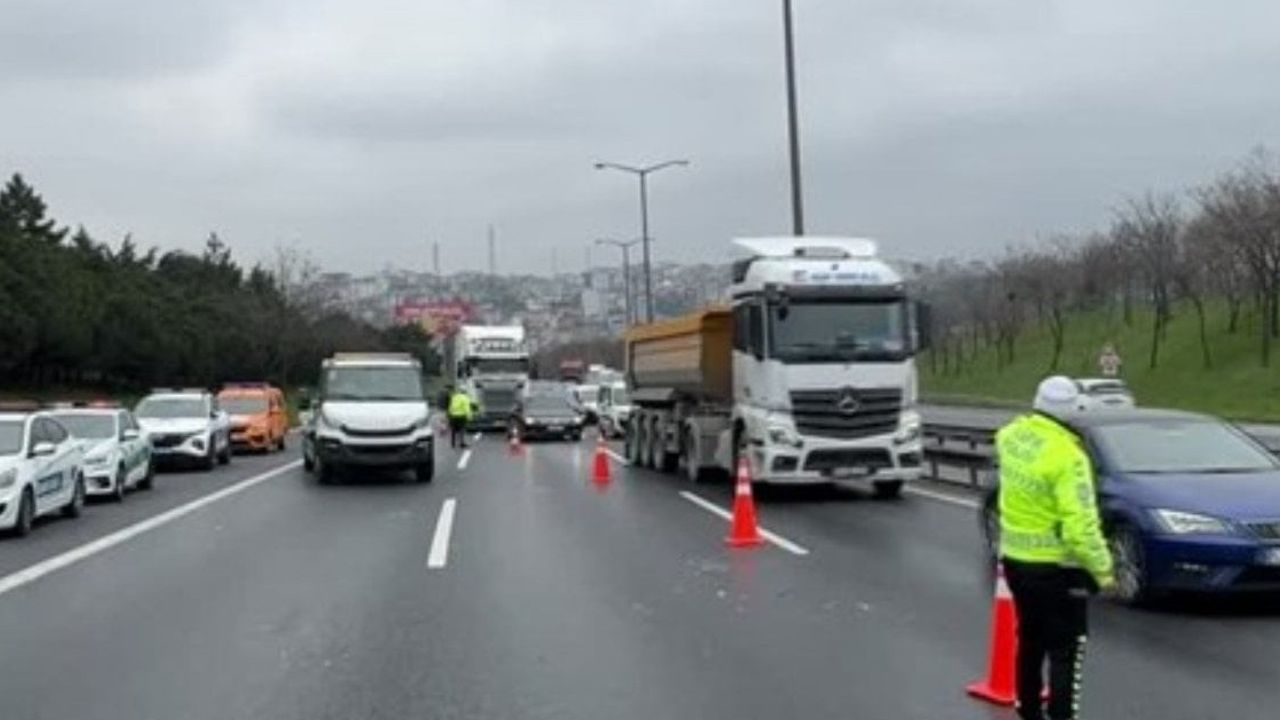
{"left": 624, "top": 307, "right": 732, "bottom": 404}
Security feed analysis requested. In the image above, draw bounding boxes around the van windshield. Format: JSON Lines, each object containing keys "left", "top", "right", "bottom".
{"left": 323, "top": 366, "right": 424, "bottom": 402}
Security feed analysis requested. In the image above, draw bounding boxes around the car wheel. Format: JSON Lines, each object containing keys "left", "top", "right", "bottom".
{"left": 201, "top": 443, "right": 216, "bottom": 471}
{"left": 218, "top": 437, "right": 231, "bottom": 465}
{"left": 317, "top": 458, "right": 335, "bottom": 485}
{"left": 872, "top": 480, "right": 904, "bottom": 500}
{"left": 112, "top": 466, "right": 127, "bottom": 502}
{"left": 138, "top": 460, "right": 155, "bottom": 490}
{"left": 1109, "top": 524, "right": 1151, "bottom": 606}
{"left": 303, "top": 442, "right": 315, "bottom": 472}
{"left": 11, "top": 488, "right": 35, "bottom": 537}
{"left": 277, "top": 433, "right": 287, "bottom": 452}
{"left": 63, "top": 474, "right": 85, "bottom": 518}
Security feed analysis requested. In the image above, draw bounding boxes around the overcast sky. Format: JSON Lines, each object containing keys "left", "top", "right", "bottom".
{"left": 3, "top": 0, "right": 1278, "bottom": 275}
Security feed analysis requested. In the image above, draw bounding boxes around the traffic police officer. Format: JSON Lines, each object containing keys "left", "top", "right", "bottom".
{"left": 447, "top": 388, "right": 474, "bottom": 449}
{"left": 997, "top": 376, "right": 1116, "bottom": 720}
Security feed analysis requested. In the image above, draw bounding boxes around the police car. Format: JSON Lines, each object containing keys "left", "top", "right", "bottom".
{"left": 49, "top": 404, "right": 154, "bottom": 501}
{"left": 134, "top": 389, "right": 232, "bottom": 470}
{"left": 0, "top": 404, "right": 87, "bottom": 537}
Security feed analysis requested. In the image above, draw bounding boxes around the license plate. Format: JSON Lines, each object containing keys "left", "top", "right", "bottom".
{"left": 547, "top": 425, "right": 562, "bottom": 432}
{"left": 830, "top": 467, "right": 869, "bottom": 479}
{"left": 1258, "top": 548, "right": 1280, "bottom": 566}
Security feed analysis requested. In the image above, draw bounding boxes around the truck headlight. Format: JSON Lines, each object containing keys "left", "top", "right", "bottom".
{"left": 1151, "top": 509, "right": 1233, "bottom": 535}
{"left": 894, "top": 422, "right": 921, "bottom": 444}
{"left": 0, "top": 468, "right": 16, "bottom": 489}
{"left": 767, "top": 425, "right": 801, "bottom": 447}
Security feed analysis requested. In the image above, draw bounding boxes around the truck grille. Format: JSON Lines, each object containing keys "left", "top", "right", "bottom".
{"left": 481, "top": 387, "right": 518, "bottom": 413}
{"left": 790, "top": 388, "right": 901, "bottom": 440}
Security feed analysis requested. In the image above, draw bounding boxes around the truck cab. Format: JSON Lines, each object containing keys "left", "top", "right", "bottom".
{"left": 727, "top": 237, "right": 924, "bottom": 494}
{"left": 451, "top": 325, "right": 531, "bottom": 430}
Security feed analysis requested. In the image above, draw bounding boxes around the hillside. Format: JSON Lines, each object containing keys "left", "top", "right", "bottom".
{"left": 921, "top": 301, "right": 1280, "bottom": 422}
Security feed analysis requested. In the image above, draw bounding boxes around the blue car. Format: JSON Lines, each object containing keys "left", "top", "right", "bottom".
{"left": 982, "top": 409, "right": 1280, "bottom": 605}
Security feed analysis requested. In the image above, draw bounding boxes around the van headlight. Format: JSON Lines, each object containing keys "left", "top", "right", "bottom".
{"left": 0, "top": 469, "right": 17, "bottom": 489}
{"left": 413, "top": 414, "right": 432, "bottom": 430}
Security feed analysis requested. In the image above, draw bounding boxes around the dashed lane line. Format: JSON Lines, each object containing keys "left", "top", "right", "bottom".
{"left": 678, "top": 491, "right": 811, "bottom": 556}
{"left": 904, "top": 485, "right": 980, "bottom": 510}
{"left": 427, "top": 498, "right": 457, "bottom": 569}
{"left": 0, "top": 460, "right": 303, "bottom": 599}
{"left": 457, "top": 449, "right": 472, "bottom": 470}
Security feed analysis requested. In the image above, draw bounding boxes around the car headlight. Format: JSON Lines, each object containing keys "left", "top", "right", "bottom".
{"left": 767, "top": 424, "right": 800, "bottom": 447}
{"left": 0, "top": 468, "right": 16, "bottom": 489}
{"left": 525, "top": 416, "right": 536, "bottom": 425}
{"left": 413, "top": 414, "right": 432, "bottom": 430}
{"left": 1151, "top": 509, "right": 1233, "bottom": 535}
{"left": 84, "top": 454, "right": 110, "bottom": 467}
{"left": 191, "top": 436, "right": 206, "bottom": 451}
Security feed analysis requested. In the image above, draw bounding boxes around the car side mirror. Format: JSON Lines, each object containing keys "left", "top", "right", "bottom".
{"left": 30, "top": 441, "right": 56, "bottom": 458}
{"left": 122, "top": 429, "right": 140, "bottom": 441}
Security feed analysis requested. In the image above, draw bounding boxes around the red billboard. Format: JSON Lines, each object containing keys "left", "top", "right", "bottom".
{"left": 393, "top": 299, "right": 475, "bottom": 337}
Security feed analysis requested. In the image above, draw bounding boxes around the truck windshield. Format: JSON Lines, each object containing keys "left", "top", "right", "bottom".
{"left": 769, "top": 299, "right": 909, "bottom": 363}
{"left": 469, "top": 358, "right": 529, "bottom": 375}
{"left": 322, "top": 367, "right": 424, "bottom": 402}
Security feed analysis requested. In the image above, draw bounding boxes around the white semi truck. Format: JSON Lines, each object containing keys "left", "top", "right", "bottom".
{"left": 624, "top": 237, "right": 927, "bottom": 497}
{"left": 449, "top": 324, "right": 530, "bottom": 429}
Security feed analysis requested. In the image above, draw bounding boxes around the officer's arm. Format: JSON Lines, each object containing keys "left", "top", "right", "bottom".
{"left": 1054, "top": 446, "right": 1115, "bottom": 588}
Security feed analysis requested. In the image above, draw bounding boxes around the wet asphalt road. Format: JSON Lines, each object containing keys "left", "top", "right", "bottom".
{"left": 1, "top": 435, "right": 1278, "bottom": 719}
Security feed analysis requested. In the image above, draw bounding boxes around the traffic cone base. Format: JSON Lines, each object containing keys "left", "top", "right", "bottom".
{"left": 725, "top": 458, "right": 764, "bottom": 548}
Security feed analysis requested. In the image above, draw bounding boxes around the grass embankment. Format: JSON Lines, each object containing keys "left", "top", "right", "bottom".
{"left": 922, "top": 302, "right": 1280, "bottom": 422}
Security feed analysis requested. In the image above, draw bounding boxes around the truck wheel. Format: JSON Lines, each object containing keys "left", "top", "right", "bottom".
{"left": 680, "top": 429, "right": 704, "bottom": 483}
{"left": 872, "top": 480, "right": 903, "bottom": 499}
{"left": 657, "top": 424, "right": 678, "bottom": 473}
{"left": 646, "top": 419, "right": 663, "bottom": 470}
{"left": 625, "top": 418, "right": 643, "bottom": 465}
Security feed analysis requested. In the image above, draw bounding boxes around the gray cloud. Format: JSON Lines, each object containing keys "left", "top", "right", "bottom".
{"left": 1, "top": 0, "right": 1278, "bottom": 274}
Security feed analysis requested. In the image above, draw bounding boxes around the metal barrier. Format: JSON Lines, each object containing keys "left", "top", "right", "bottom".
{"left": 923, "top": 424, "right": 995, "bottom": 488}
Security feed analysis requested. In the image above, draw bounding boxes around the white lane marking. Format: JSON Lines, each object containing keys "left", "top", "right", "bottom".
{"left": 603, "top": 448, "right": 630, "bottom": 466}
{"left": 456, "top": 449, "right": 472, "bottom": 470}
{"left": 427, "top": 498, "right": 457, "bottom": 569}
{"left": 678, "top": 491, "right": 810, "bottom": 556}
{"left": 0, "top": 460, "right": 302, "bottom": 598}
{"left": 905, "top": 485, "right": 980, "bottom": 509}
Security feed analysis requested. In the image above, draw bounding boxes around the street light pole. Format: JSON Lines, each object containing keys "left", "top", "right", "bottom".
{"left": 782, "top": 0, "right": 805, "bottom": 235}
{"left": 594, "top": 159, "right": 688, "bottom": 322}
{"left": 595, "top": 237, "right": 641, "bottom": 326}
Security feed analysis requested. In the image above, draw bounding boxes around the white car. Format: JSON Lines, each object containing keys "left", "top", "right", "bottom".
{"left": 597, "top": 382, "right": 632, "bottom": 439}
{"left": 134, "top": 390, "right": 232, "bottom": 470}
{"left": 0, "top": 408, "right": 87, "bottom": 537}
{"left": 49, "top": 406, "right": 154, "bottom": 501}
{"left": 1074, "top": 378, "right": 1136, "bottom": 410}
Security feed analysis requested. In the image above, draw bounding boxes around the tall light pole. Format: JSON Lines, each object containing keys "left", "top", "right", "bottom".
{"left": 781, "top": 0, "right": 805, "bottom": 235}
{"left": 594, "top": 159, "right": 688, "bottom": 322}
{"left": 595, "top": 237, "right": 642, "bottom": 326}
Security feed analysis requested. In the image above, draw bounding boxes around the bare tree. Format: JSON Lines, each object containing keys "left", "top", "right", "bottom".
{"left": 1113, "top": 193, "right": 1181, "bottom": 369}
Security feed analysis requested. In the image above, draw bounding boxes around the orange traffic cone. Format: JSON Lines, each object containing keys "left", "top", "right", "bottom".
{"left": 966, "top": 563, "right": 1020, "bottom": 706}
{"left": 725, "top": 457, "right": 764, "bottom": 548}
{"left": 592, "top": 437, "right": 611, "bottom": 485}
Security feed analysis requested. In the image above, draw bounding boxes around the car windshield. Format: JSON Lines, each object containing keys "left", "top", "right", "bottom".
{"left": 769, "top": 299, "right": 909, "bottom": 363}
{"left": 1093, "top": 420, "right": 1280, "bottom": 474}
{"left": 0, "top": 421, "right": 23, "bottom": 455}
{"left": 524, "top": 395, "right": 576, "bottom": 414}
{"left": 136, "top": 397, "right": 207, "bottom": 419}
{"left": 612, "top": 387, "right": 630, "bottom": 405}
{"left": 221, "top": 397, "right": 269, "bottom": 415}
{"left": 470, "top": 358, "right": 529, "bottom": 375}
{"left": 49, "top": 413, "right": 116, "bottom": 440}
{"left": 323, "top": 366, "right": 424, "bottom": 402}
{"left": 1083, "top": 381, "right": 1129, "bottom": 396}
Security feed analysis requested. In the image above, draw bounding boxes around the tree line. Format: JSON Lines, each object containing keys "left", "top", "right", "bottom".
{"left": 0, "top": 172, "right": 438, "bottom": 393}
{"left": 916, "top": 149, "right": 1280, "bottom": 374}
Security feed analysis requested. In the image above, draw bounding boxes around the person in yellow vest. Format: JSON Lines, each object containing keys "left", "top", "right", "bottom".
{"left": 997, "top": 376, "right": 1116, "bottom": 720}
{"left": 446, "top": 387, "right": 474, "bottom": 449}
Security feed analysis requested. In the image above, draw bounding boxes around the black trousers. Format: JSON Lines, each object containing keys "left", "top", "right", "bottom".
{"left": 1003, "top": 559, "right": 1093, "bottom": 720}
{"left": 448, "top": 416, "right": 468, "bottom": 448}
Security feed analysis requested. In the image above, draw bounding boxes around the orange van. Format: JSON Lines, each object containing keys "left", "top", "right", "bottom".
{"left": 218, "top": 383, "right": 288, "bottom": 452}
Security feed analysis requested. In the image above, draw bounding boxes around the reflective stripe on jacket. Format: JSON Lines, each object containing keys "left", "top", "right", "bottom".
{"left": 997, "top": 413, "right": 1114, "bottom": 587}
